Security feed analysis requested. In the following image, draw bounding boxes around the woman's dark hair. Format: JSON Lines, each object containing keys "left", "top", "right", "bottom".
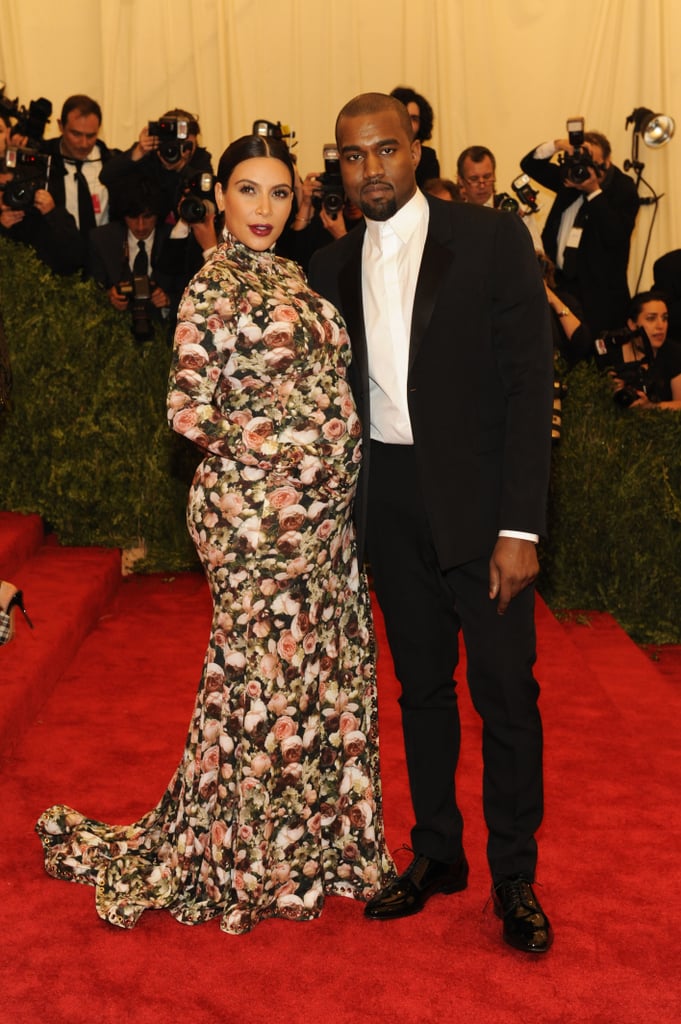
{"left": 390, "top": 86, "right": 434, "bottom": 142}
{"left": 627, "top": 290, "right": 669, "bottom": 322}
{"left": 216, "top": 134, "right": 295, "bottom": 189}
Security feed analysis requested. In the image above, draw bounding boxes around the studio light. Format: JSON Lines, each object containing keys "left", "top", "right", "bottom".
{"left": 625, "top": 106, "right": 675, "bottom": 180}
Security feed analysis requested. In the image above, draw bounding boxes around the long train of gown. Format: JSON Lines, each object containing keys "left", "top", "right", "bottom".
{"left": 36, "top": 240, "right": 395, "bottom": 934}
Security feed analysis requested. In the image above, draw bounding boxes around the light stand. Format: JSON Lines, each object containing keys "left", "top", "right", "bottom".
{"left": 624, "top": 107, "right": 675, "bottom": 291}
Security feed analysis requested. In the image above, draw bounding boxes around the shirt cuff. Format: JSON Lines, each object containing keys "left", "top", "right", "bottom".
{"left": 498, "top": 530, "right": 539, "bottom": 544}
{"left": 586, "top": 189, "right": 603, "bottom": 201}
{"left": 533, "top": 141, "right": 557, "bottom": 160}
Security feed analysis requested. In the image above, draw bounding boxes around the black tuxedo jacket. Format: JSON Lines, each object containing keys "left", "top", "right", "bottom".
{"left": 309, "top": 195, "right": 554, "bottom": 570}
{"left": 87, "top": 220, "right": 176, "bottom": 294}
{"left": 520, "top": 147, "right": 639, "bottom": 330}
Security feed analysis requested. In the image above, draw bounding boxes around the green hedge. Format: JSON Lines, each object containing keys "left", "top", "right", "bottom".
{"left": 0, "top": 236, "right": 200, "bottom": 570}
{"left": 540, "top": 360, "right": 681, "bottom": 643}
{"left": 1, "top": 238, "right": 680, "bottom": 640}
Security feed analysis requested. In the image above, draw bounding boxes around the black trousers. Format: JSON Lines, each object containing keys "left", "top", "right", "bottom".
{"left": 366, "top": 441, "right": 544, "bottom": 883}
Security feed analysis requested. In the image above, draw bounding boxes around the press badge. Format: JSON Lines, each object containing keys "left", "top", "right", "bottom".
{"left": 566, "top": 226, "right": 583, "bottom": 248}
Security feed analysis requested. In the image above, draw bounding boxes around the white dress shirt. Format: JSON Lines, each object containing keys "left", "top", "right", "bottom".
{"left": 62, "top": 143, "right": 109, "bottom": 227}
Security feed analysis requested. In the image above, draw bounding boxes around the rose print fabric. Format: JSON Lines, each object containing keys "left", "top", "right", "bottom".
{"left": 36, "top": 240, "right": 395, "bottom": 934}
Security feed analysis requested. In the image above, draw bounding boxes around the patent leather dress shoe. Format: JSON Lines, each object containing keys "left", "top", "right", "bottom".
{"left": 492, "top": 876, "right": 553, "bottom": 953}
{"left": 365, "top": 853, "right": 469, "bottom": 920}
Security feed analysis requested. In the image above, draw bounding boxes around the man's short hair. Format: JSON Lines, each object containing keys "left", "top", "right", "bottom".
{"left": 584, "top": 131, "right": 611, "bottom": 161}
{"left": 60, "top": 94, "right": 102, "bottom": 126}
{"left": 335, "top": 93, "right": 413, "bottom": 145}
{"left": 110, "top": 175, "right": 162, "bottom": 221}
{"left": 456, "top": 146, "right": 496, "bottom": 178}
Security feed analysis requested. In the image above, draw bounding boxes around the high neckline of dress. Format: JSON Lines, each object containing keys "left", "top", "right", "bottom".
{"left": 221, "top": 229, "right": 277, "bottom": 268}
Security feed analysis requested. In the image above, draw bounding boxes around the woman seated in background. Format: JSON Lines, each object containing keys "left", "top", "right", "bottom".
{"left": 610, "top": 290, "right": 681, "bottom": 410}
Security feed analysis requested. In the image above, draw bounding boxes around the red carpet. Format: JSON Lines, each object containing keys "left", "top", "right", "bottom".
{"left": 1, "top": 512, "right": 680, "bottom": 1024}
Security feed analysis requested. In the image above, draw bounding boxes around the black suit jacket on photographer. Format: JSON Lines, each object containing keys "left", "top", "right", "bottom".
{"left": 41, "top": 137, "right": 118, "bottom": 229}
{"left": 520, "top": 146, "right": 639, "bottom": 332}
{"left": 100, "top": 145, "right": 213, "bottom": 224}
{"left": 87, "top": 219, "right": 176, "bottom": 297}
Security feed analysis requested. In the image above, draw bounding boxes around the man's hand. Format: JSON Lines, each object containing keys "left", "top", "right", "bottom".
{"left": 108, "top": 285, "right": 129, "bottom": 311}
{"left": 33, "top": 189, "right": 56, "bottom": 215}
{"left": 132, "top": 125, "right": 157, "bottom": 161}
{"left": 0, "top": 207, "right": 25, "bottom": 228}
{"left": 190, "top": 211, "right": 218, "bottom": 252}
{"left": 488, "top": 536, "right": 539, "bottom": 615}
{"left": 150, "top": 286, "right": 170, "bottom": 309}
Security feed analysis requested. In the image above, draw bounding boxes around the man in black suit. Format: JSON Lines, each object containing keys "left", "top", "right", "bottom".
{"left": 41, "top": 94, "right": 117, "bottom": 236}
{"left": 309, "top": 93, "right": 554, "bottom": 954}
{"left": 88, "top": 176, "right": 179, "bottom": 340}
{"left": 520, "top": 130, "right": 639, "bottom": 332}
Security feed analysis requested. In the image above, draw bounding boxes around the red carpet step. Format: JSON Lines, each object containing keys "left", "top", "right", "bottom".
{"left": 0, "top": 513, "right": 121, "bottom": 751}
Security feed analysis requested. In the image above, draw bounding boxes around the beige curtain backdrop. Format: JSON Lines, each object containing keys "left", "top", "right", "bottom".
{"left": 1, "top": 0, "right": 679, "bottom": 293}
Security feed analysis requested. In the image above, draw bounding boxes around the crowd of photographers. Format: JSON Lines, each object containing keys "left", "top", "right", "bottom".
{"left": 1, "top": 84, "right": 679, "bottom": 410}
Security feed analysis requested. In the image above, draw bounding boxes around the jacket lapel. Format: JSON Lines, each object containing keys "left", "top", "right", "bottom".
{"left": 409, "top": 203, "right": 455, "bottom": 369}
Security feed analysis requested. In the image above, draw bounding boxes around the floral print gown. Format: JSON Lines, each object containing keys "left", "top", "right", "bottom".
{"left": 36, "top": 239, "right": 395, "bottom": 934}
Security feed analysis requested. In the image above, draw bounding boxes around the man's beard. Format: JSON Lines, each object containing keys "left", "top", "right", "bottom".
{"left": 358, "top": 195, "right": 397, "bottom": 222}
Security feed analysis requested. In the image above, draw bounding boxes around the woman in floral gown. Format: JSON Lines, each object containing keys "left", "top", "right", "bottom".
{"left": 36, "top": 134, "right": 395, "bottom": 934}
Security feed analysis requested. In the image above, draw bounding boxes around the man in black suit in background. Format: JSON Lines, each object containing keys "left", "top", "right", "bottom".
{"left": 520, "top": 130, "right": 639, "bottom": 332}
{"left": 309, "top": 93, "right": 554, "bottom": 954}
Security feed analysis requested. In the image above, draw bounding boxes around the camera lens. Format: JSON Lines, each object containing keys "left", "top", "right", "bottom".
{"left": 159, "top": 141, "right": 182, "bottom": 164}
{"left": 178, "top": 197, "right": 207, "bottom": 224}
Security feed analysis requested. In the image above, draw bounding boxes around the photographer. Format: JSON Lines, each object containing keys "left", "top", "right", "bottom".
{"left": 456, "top": 145, "right": 544, "bottom": 250}
{"left": 279, "top": 162, "right": 362, "bottom": 274}
{"left": 520, "top": 127, "right": 639, "bottom": 332}
{"left": 0, "top": 153, "right": 86, "bottom": 275}
{"left": 41, "top": 95, "right": 117, "bottom": 237}
{"left": 88, "top": 176, "right": 177, "bottom": 341}
{"left": 100, "top": 109, "right": 213, "bottom": 225}
{"left": 603, "top": 291, "right": 681, "bottom": 410}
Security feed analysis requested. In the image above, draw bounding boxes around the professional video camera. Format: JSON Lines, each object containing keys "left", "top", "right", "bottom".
{"left": 0, "top": 148, "right": 51, "bottom": 210}
{"left": 558, "top": 116, "right": 600, "bottom": 185}
{"left": 0, "top": 83, "right": 52, "bottom": 148}
{"left": 594, "top": 326, "right": 661, "bottom": 406}
{"left": 312, "top": 144, "right": 345, "bottom": 218}
{"left": 178, "top": 170, "right": 216, "bottom": 224}
{"left": 148, "top": 115, "right": 199, "bottom": 165}
{"left": 116, "top": 274, "right": 155, "bottom": 342}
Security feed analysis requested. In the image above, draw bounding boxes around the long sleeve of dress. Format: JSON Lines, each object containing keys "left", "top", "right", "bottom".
{"left": 167, "top": 244, "right": 355, "bottom": 476}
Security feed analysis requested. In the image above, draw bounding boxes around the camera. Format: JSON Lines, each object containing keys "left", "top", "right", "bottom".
{"left": 1, "top": 148, "right": 51, "bottom": 210}
{"left": 117, "top": 274, "right": 155, "bottom": 342}
{"left": 558, "top": 116, "right": 598, "bottom": 185}
{"left": 148, "top": 116, "right": 199, "bottom": 165}
{"left": 178, "top": 171, "right": 216, "bottom": 224}
{"left": 252, "top": 119, "right": 296, "bottom": 147}
{"left": 494, "top": 192, "right": 519, "bottom": 213}
{"left": 512, "top": 173, "right": 540, "bottom": 213}
{"left": 312, "top": 144, "right": 345, "bottom": 218}
{"left": 593, "top": 327, "right": 661, "bottom": 406}
{"left": 0, "top": 83, "right": 52, "bottom": 148}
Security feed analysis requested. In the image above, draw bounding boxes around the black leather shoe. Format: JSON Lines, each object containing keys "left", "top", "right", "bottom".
{"left": 492, "top": 876, "right": 553, "bottom": 953}
{"left": 365, "top": 853, "right": 468, "bottom": 920}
